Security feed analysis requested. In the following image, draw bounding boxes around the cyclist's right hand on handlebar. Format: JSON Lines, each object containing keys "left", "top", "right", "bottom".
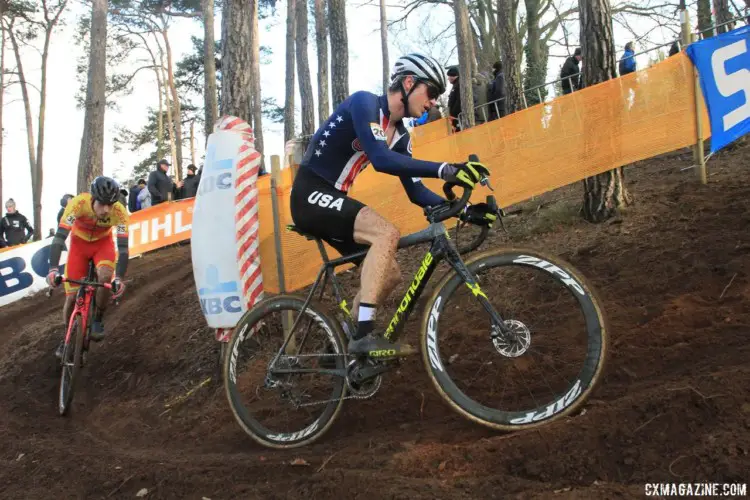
{"left": 46, "top": 268, "right": 62, "bottom": 287}
{"left": 440, "top": 161, "right": 491, "bottom": 192}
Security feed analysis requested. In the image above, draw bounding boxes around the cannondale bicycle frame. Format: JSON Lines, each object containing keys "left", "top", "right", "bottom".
{"left": 270, "top": 221, "right": 508, "bottom": 377}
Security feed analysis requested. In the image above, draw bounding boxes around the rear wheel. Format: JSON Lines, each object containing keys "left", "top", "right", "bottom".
{"left": 420, "top": 247, "right": 607, "bottom": 430}
{"left": 223, "top": 295, "right": 347, "bottom": 448}
{"left": 59, "top": 314, "right": 84, "bottom": 416}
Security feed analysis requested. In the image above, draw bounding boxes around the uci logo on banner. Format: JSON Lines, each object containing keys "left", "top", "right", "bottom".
{"left": 687, "top": 25, "right": 750, "bottom": 153}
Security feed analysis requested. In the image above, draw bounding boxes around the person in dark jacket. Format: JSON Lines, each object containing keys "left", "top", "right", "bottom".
{"left": 128, "top": 180, "right": 144, "bottom": 212}
{"left": 447, "top": 66, "right": 462, "bottom": 131}
{"left": 0, "top": 198, "right": 34, "bottom": 247}
{"left": 560, "top": 48, "right": 582, "bottom": 95}
{"left": 147, "top": 159, "right": 182, "bottom": 205}
{"left": 180, "top": 164, "right": 200, "bottom": 199}
{"left": 488, "top": 60, "right": 506, "bottom": 121}
{"left": 57, "top": 194, "right": 74, "bottom": 225}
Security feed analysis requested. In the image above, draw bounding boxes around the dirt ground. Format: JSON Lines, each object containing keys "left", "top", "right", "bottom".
{"left": 1, "top": 142, "right": 749, "bottom": 499}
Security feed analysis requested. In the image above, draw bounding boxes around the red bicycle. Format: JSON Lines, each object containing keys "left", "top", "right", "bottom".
{"left": 47, "top": 261, "right": 112, "bottom": 416}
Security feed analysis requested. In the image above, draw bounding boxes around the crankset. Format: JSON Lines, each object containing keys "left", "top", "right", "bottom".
{"left": 346, "top": 358, "right": 391, "bottom": 398}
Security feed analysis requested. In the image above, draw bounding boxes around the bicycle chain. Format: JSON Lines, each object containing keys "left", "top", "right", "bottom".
{"left": 274, "top": 353, "right": 384, "bottom": 407}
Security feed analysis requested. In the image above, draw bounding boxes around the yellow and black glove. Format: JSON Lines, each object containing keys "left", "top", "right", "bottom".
{"left": 440, "top": 161, "right": 490, "bottom": 190}
{"left": 460, "top": 202, "right": 498, "bottom": 227}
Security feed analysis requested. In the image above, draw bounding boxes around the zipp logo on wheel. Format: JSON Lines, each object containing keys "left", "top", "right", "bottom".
{"left": 307, "top": 191, "right": 344, "bottom": 211}
{"left": 513, "top": 255, "right": 586, "bottom": 296}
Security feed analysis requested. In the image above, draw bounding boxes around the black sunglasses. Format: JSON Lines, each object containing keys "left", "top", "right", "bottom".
{"left": 417, "top": 79, "right": 441, "bottom": 100}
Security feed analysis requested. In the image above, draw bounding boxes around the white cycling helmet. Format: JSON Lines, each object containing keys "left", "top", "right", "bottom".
{"left": 390, "top": 53, "right": 447, "bottom": 95}
{"left": 390, "top": 53, "right": 446, "bottom": 118}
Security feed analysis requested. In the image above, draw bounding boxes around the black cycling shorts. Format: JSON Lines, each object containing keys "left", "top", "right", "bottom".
{"left": 290, "top": 167, "right": 370, "bottom": 258}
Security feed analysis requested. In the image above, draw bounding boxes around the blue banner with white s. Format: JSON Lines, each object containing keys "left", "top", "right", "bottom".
{"left": 686, "top": 25, "right": 750, "bottom": 153}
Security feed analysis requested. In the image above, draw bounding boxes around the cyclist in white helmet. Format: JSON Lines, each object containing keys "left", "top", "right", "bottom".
{"left": 290, "top": 53, "right": 494, "bottom": 358}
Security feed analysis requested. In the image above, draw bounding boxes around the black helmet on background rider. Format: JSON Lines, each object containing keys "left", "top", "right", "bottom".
{"left": 90, "top": 176, "right": 121, "bottom": 205}
{"left": 389, "top": 53, "right": 447, "bottom": 118}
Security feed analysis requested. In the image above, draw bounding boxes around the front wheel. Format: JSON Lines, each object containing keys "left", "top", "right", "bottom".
{"left": 223, "top": 295, "right": 347, "bottom": 449}
{"left": 59, "top": 314, "right": 84, "bottom": 416}
{"left": 420, "top": 247, "right": 608, "bottom": 431}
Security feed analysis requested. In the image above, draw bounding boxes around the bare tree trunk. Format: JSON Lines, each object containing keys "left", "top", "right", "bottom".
{"left": 7, "top": 23, "right": 39, "bottom": 236}
{"left": 249, "top": 0, "right": 265, "bottom": 171}
{"left": 296, "top": 0, "right": 315, "bottom": 135}
{"left": 328, "top": 0, "right": 349, "bottom": 108}
{"left": 76, "top": 0, "right": 107, "bottom": 194}
{"left": 155, "top": 67, "right": 164, "bottom": 159}
{"left": 314, "top": 0, "right": 330, "bottom": 125}
{"left": 220, "top": 0, "right": 253, "bottom": 121}
{"left": 163, "top": 29, "right": 183, "bottom": 181}
{"left": 31, "top": 0, "right": 66, "bottom": 238}
{"left": 190, "top": 119, "right": 196, "bottom": 165}
{"left": 0, "top": 25, "right": 4, "bottom": 208}
{"left": 697, "top": 0, "right": 713, "bottom": 37}
{"left": 380, "top": 0, "right": 389, "bottom": 93}
{"left": 579, "top": 0, "right": 632, "bottom": 222}
{"left": 524, "top": 0, "right": 547, "bottom": 106}
{"left": 469, "top": 22, "right": 479, "bottom": 75}
{"left": 284, "top": 0, "right": 296, "bottom": 141}
{"left": 497, "top": 0, "right": 522, "bottom": 114}
{"left": 714, "top": 0, "right": 734, "bottom": 33}
{"left": 202, "top": 0, "right": 218, "bottom": 138}
{"left": 161, "top": 63, "right": 178, "bottom": 170}
{"left": 454, "top": 0, "right": 475, "bottom": 128}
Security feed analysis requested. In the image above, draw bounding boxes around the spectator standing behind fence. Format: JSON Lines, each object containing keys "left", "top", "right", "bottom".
{"left": 488, "top": 60, "right": 506, "bottom": 121}
{"left": 180, "top": 164, "right": 200, "bottom": 199}
{"left": 128, "top": 180, "right": 143, "bottom": 212}
{"left": 0, "top": 198, "right": 34, "bottom": 247}
{"left": 447, "top": 66, "right": 462, "bottom": 131}
{"left": 138, "top": 181, "right": 152, "bottom": 209}
{"left": 619, "top": 42, "right": 637, "bottom": 76}
{"left": 147, "top": 159, "right": 183, "bottom": 206}
{"left": 472, "top": 72, "right": 490, "bottom": 124}
{"left": 560, "top": 48, "right": 582, "bottom": 95}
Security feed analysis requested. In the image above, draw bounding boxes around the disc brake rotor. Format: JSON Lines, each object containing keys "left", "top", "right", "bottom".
{"left": 492, "top": 320, "right": 531, "bottom": 357}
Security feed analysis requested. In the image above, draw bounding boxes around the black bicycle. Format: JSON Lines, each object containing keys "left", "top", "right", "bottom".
{"left": 223, "top": 155, "right": 608, "bottom": 448}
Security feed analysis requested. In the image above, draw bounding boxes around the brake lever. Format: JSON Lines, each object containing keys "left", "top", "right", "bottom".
{"left": 480, "top": 175, "right": 494, "bottom": 192}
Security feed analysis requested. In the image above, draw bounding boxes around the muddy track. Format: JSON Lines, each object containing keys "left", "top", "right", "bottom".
{"left": 0, "top": 145, "right": 749, "bottom": 499}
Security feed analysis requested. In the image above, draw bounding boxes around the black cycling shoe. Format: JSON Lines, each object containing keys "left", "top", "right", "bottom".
{"left": 89, "top": 320, "right": 105, "bottom": 342}
{"left": 347, "top": 333, "right": 417, "bottom": 359}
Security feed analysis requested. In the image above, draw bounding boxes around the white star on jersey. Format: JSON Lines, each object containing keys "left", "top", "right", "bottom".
{"left": 323, "top": 130, "right": 331, "bottom": 137}
{"left": 329, "top": 122, "right": 336, "bottom": 129}
{"left": 319, "top": 140, "right": 327, "bottom": 147}
{"left": 336, "top": 115, "right": 343, "bottom": 123}
{"left": 315, "top": 149, "right": 322, "bottom": 157}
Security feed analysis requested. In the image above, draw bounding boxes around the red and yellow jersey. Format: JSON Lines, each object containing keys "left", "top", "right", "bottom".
{"left": 59, "top": 192, "right": 129, "bottom": 242}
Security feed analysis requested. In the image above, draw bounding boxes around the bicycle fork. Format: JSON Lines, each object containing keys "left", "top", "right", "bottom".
{"left": 443, "top": 241, "right": 511, "bottom": 341}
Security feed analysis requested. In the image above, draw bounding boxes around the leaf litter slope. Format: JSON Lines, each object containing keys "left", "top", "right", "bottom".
{"left": 0, "top": 143, "right": 748, "bottom": 498}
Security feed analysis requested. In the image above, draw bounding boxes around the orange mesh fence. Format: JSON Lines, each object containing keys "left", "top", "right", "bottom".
{"left": 252, "top": 52, "right": 711, "bottom": 293}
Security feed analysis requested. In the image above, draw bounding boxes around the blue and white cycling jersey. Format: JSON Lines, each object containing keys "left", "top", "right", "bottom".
{"left": 300, "top": 91, "right": 446, "bottom": 207}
